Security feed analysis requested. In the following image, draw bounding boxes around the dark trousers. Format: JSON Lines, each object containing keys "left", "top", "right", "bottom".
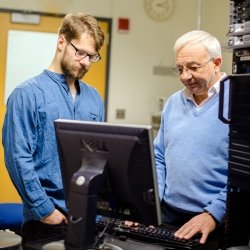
{"left": 161, "top": 201, "right": 225, "bottom": 247}
{"left": 161, "top": 201, "right": 199, "bottom": 226}
{"left": 21, "top": 220, "right": 66, "bottom": 250}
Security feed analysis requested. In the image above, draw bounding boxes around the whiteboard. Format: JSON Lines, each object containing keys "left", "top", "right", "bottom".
{"left": 4, "top": 30, "right": 57, "bottom": 103}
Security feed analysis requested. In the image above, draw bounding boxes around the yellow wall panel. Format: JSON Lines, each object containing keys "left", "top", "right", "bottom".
{"left": 0, "top": 12, "right": 110, "bottom": 202}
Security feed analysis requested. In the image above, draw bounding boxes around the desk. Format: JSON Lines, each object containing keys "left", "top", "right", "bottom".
{"left": 25, "top": 232, "right": 220, "bottom": 250}
{"left": 26, "top": 236, "right": 166, "bottom": 250}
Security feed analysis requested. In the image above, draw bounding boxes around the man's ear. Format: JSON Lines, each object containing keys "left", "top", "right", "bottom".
{"left": 213, "top": 57, "right": 222, "bottom": 72}
{"left": 57, "top": 34, "right": 66, "bottom": 50}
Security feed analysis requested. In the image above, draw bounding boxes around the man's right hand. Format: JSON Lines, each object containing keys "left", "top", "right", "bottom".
{"left": 40, "top": 209, "right": 68, "bottom": 225}
{"left": 174, "top": 212, "right": 216, "bottom": 244}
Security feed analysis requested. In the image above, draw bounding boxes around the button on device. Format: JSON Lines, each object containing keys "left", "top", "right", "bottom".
{"left": 75, "top": 176, "right": 85, "bottom": 186}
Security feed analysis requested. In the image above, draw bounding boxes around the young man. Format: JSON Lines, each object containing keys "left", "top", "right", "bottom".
{"left": 2, "top": 12, "right": 105, "bottom": 248}
{"left": 154, "top": 30, "right": 229, "bottom": 244}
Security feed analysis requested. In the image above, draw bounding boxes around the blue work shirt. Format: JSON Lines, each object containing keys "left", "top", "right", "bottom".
{"left": 2, "top": 69, "right": 104, "bottom": 223}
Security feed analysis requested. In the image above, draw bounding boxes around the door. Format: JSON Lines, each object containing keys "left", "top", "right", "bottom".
{"left": 0, "top": 11, "right": 111, "bottom": 201}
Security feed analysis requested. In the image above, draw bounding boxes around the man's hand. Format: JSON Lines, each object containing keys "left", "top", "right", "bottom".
{"left": 123, "top": 221, "right": 139, "bottom": 227}
{"left": 40, "top": 209, "right": 68, "bottom": 225}
{"left": 174, "top": 212, "right": 216, "bottom": 244}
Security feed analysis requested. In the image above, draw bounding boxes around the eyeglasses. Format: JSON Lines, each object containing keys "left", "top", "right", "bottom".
{"left": 172, "top": 58, "right": 214, "bottom": 76}
{"left": 69, "top": 41, "right": 101, "bottom": 63}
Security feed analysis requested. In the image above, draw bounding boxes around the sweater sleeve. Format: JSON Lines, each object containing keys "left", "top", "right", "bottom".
{"left": 203, "top": 185, "right": 227, "bottom": 224}
{"left": 154, "top": 115, "right": 167, "bottom": 201}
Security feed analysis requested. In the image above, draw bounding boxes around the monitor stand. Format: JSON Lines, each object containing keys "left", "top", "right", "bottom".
{"left": 65, "top": 156, "right": 108, "bottom": 249}
{"left": 63, "top": 154, "right": 126, "bottom": 250}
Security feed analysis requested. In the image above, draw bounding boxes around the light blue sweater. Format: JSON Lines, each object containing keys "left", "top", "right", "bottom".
{"left": 154, "top": 89, "right": 229, "bottom": 223}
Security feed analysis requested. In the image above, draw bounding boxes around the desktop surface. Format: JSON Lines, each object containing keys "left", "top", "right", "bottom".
{"left": 26, "top": 236, "right": 167, "bottom": 250}
{"left": 25, "top": 217, "right": 220, "bottom": 250}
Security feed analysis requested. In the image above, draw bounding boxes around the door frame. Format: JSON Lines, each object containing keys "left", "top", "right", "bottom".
{"left": 0, "top": 8, "right": 112, "bottom": 119}
{"left": 0, "top": 8, "right": 112, "bottom": 202}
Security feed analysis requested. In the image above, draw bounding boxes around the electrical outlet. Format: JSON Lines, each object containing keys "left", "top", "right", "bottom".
{"left": 116, "top": 109, "right": 125, "bottom": 119}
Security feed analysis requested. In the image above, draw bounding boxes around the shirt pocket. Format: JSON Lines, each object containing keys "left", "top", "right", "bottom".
{"left": 89, "top": 112, "right": 99, "bottom": 121}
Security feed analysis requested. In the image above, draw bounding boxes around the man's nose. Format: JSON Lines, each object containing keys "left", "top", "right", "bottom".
{"left": 180, "top": 69, "right": 192, "bottom": 79}
{"left": 79, "top": 56, "right": 91, "bottom": 65}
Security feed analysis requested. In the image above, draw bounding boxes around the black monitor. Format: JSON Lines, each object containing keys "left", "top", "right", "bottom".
{"left": 54, "top": 119, "right": 162, "bottom": 249}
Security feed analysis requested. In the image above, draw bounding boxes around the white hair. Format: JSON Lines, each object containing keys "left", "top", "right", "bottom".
{"left": 174, "top": 30, "right": 222, "bottom": 58}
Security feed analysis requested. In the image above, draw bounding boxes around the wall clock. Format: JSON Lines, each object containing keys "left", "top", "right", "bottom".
{"left": 144, "top": 0, "right": 174, "bottom": 21}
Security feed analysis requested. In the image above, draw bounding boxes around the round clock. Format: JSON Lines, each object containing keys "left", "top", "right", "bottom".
{"left": 144, "top": 0, "right": 174, "bottom": 21}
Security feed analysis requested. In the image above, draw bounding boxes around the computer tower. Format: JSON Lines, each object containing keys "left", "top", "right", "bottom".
{"left": 219, "top": 74, "right": 250, "bottom": 248}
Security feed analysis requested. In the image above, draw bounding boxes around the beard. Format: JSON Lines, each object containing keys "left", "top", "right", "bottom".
{"left": 61, "top": 58, "right": 88, "bottom": 81}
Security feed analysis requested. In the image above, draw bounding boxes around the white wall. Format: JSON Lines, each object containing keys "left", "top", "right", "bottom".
{"left": 201, "top": 0, "right": 232, "bottom": 79}
{"left": 0, "top": 0, "right": 231, "bottom": 125}
{"left": 108, "top": 0, "right": 198, "bottom": 125}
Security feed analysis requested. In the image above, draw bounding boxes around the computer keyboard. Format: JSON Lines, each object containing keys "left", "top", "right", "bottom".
{"left": 95, "top": 216, "right": 219, "bottom": 250}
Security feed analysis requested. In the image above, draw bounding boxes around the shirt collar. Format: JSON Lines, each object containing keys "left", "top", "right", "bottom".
{"left": 183, "top": 72, "right": 227, "bottom": 99}
{"left": 44, "top": 69, "right": 80, "bottom": 94}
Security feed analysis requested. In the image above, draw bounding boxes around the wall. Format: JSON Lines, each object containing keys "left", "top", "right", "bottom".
{"left": 0, "top": 0, "right": 231, "bottom": 125}
{"left": 201, "top": 0, "right": 232, "bottom": 74}
{"left": 0, "top": 0, "right": 231, "bottom": 202}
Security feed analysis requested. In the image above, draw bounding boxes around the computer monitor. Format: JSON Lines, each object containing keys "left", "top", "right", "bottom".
{"left": 54, "top": 119, "right": 162, "bottom": 249}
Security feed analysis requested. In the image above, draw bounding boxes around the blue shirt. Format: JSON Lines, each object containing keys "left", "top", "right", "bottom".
{"left": 2, "top": 69, "right": 104, "bottom": 223}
